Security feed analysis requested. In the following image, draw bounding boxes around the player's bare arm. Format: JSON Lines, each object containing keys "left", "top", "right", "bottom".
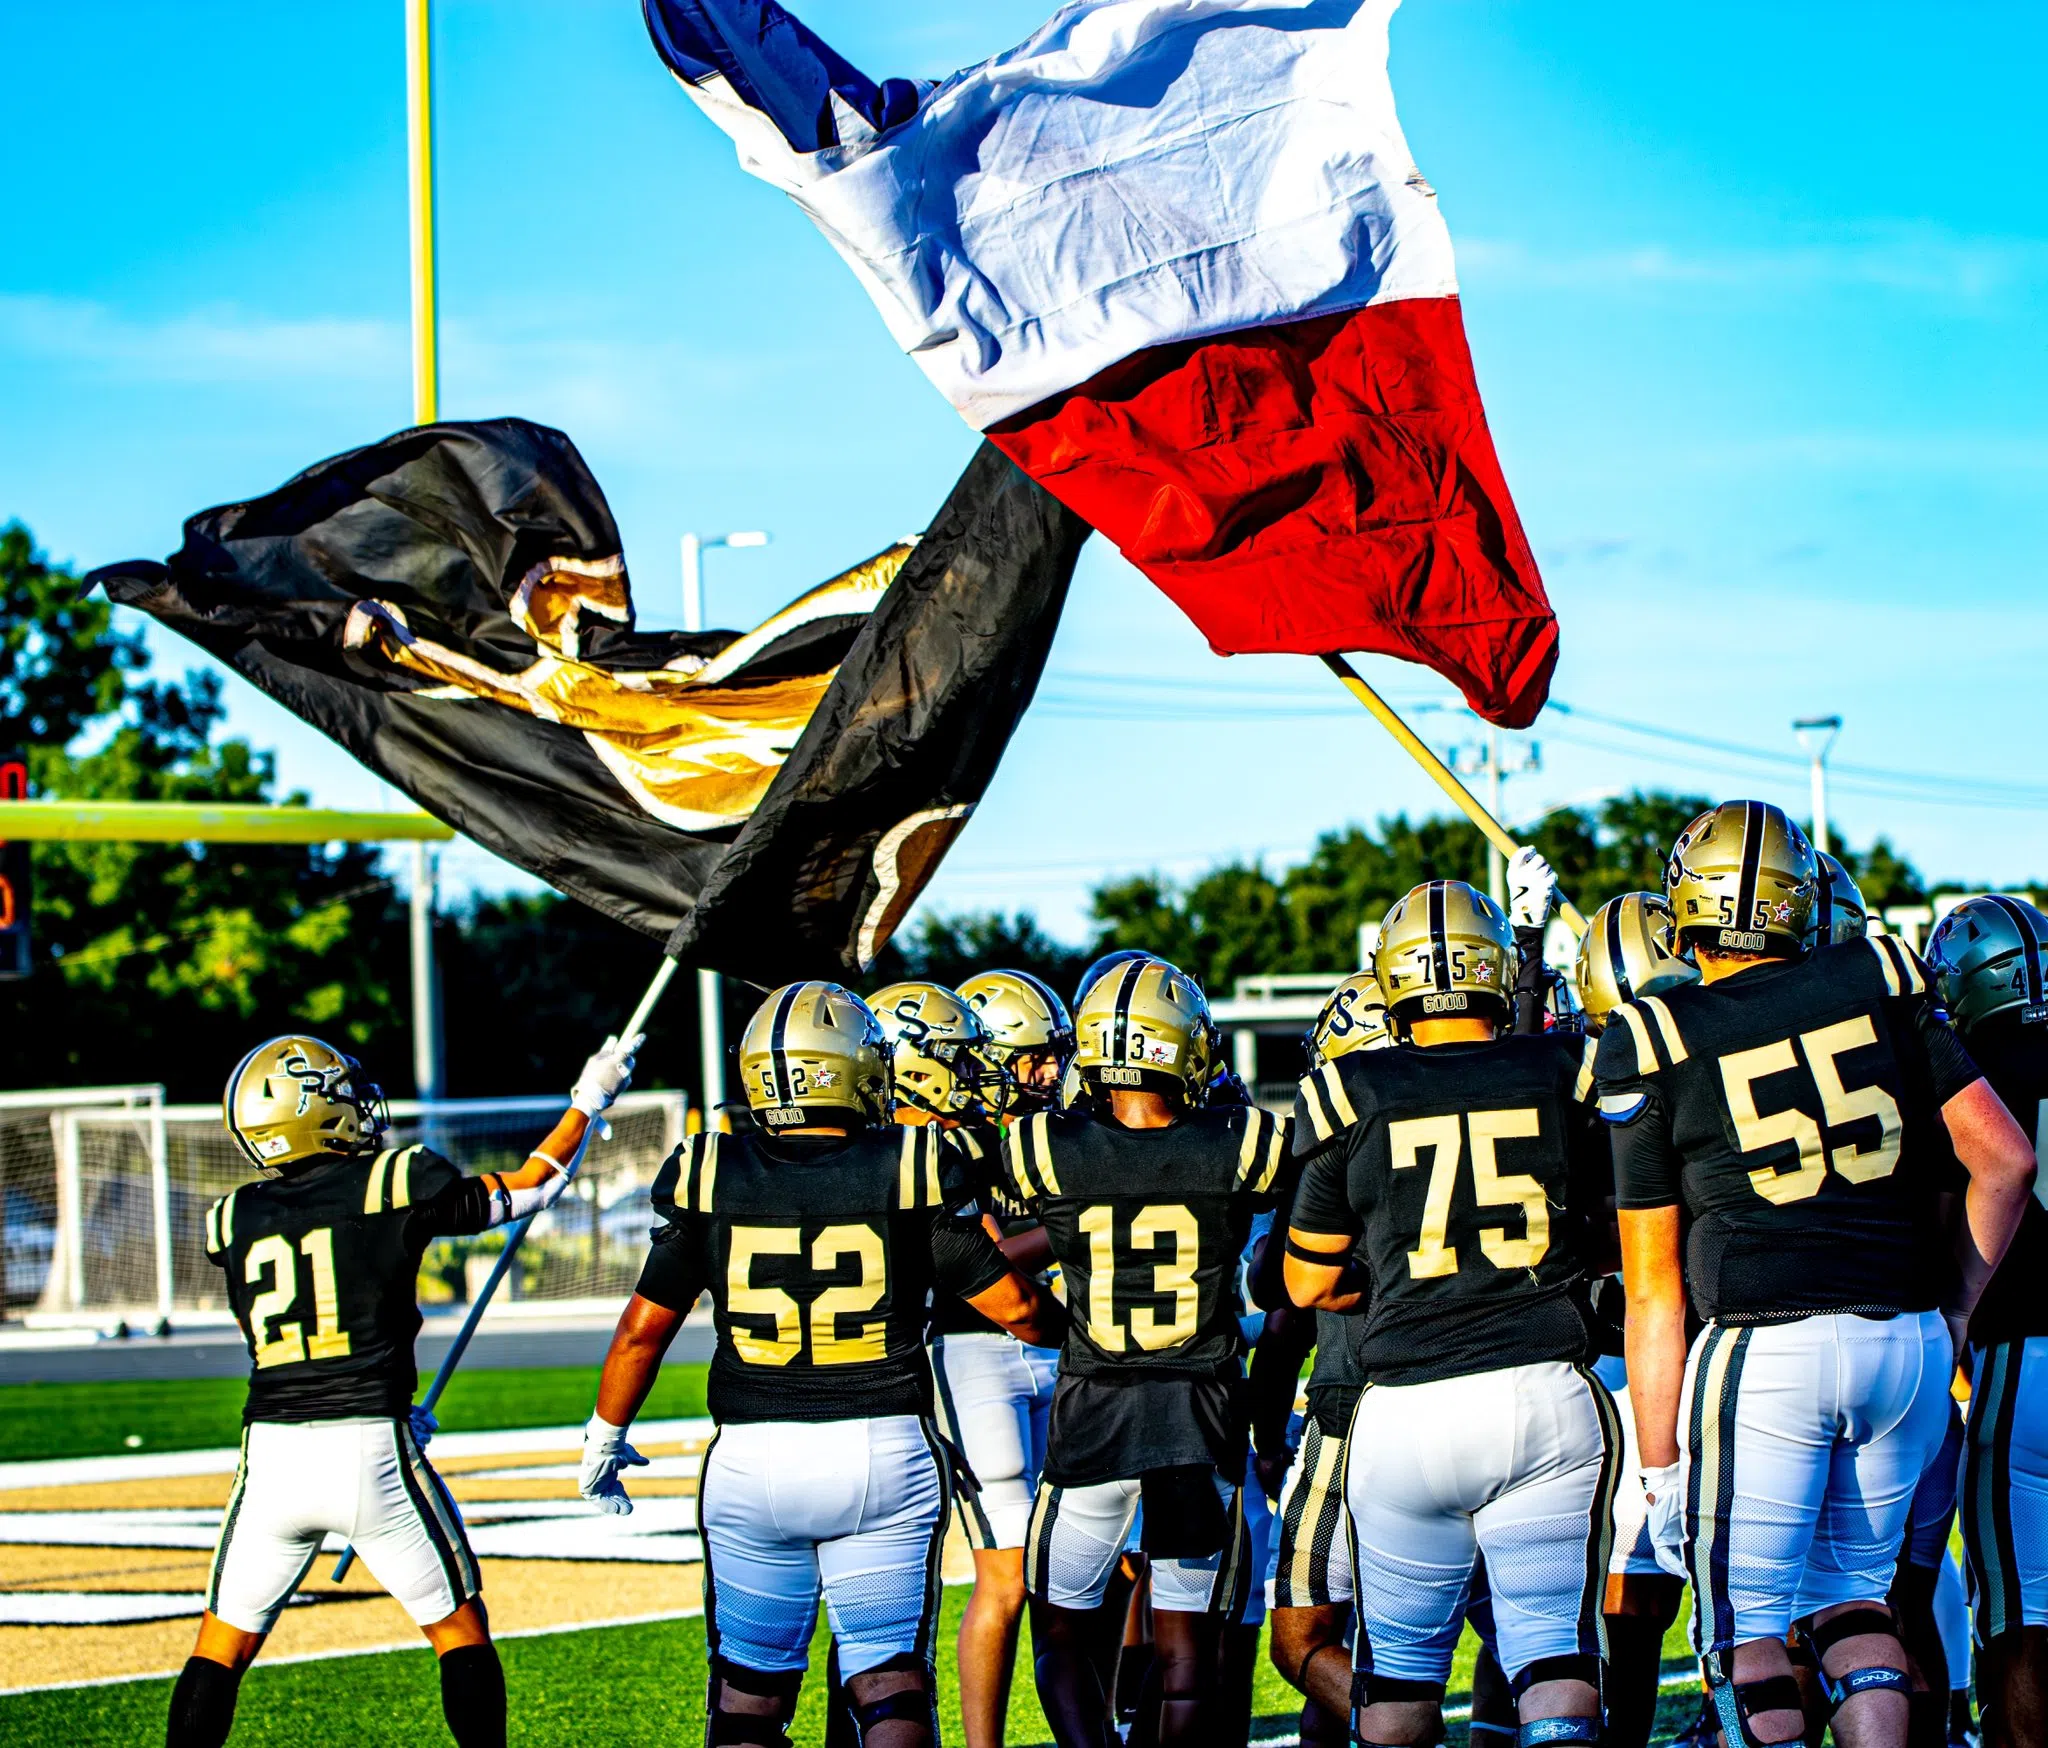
{"left": 963, "top": 1268, "right": 1068, "bottom": 1349}
{"left": 1616, "top": 1206, "right": 1685, "bottom": 1470}
{"left": 1939, "top": 1076, "right": 2037, "bottom": 1340}
{"left": 1282, "top": 1228, "right": 1361, "bottom": 1312}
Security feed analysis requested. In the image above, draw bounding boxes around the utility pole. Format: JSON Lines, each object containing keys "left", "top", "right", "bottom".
{"left": 1445, "top": 726, "right": 1542, "bottom": 907}
{"left": 406, "top": 0, "right": 444, "bottom": 1100}
{"left": 680, "top": 529, "right": 769, "bottom": 1124}
{"left": 1794, "top": 715, "right": 1843, "bottom": 855}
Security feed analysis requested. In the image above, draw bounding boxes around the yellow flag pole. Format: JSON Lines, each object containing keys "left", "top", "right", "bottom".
{"left": 1320, "top": 653, "right": 1587, "bottom": 938}
{"left": 406, "top": 0, "right": 438, "bottom": 425}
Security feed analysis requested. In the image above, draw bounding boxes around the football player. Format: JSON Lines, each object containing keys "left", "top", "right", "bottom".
{"left": 1926, "top": 895, "right": 2048, "bottom": 1748}
{"left": 168, "top": 1030, "right": 637, "bottom": 1748}
{"left": 1599, "top": 802, "right": 2036, "bottom": 1748}
{"left": 1572, "top": 892, "right": 1697, "bottom": 1748}
{"left": 893, "top": 974, "right": 1067, "bottom": 1748}
{"left": 1813, "top": 852, "right": 1872, "bottom": 947}
{"left": 1286, "top": 873, "right": 1617, "bottom": 1748}
{"left": 1265, "top": 970, "right": 1388, "bottom": 1748}
{"left": 580, "top": 982, "right": 1063, "bottom": 1748}
{"left": 1005, "top": 957, "right": 1292, "bottom": 1748}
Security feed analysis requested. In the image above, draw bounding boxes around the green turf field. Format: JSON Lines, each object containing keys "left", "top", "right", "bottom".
{"left": 0, "top": 1364, "right": 711, "bottom": 1463}
{"left": 0, "top": 1592, "right": 1691, "bottom": 1747}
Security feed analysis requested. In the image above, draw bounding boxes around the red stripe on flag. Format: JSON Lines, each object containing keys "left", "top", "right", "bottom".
{"left": 989, "top": 297, "right": 1556, "bottom": 728}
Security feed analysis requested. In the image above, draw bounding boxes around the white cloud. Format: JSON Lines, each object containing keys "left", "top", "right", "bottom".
{"left": 0, "top": 293, "right": 404, "bottom": 382}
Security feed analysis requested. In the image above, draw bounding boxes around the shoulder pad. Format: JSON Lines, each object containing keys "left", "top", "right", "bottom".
{"left": 204, "top": 1189, "right": 240, "bottom": 1256}
{"left": 653, "top": 1132, "right": 721, "bottom": 1219}
{"left": 362, "top": 1145, "right": 440, "bottom": 1215}
{"left": 1598, "top": 996, "right": 1689, "bottom": 1077}
{"left": 1865, "top": 933, "right": 1930, "bottom": 998}
{"left": 1233, "top": 1104, "right": 1290, "bottom": 1193}
{"left": 1294, "top": 1059, "right": 1362, "bottom": 1149}
{"left": 1004, "top": 1109, "right": 1063, "bottom": 1201}
{"left": 896, "top": 1124, "right": 949, "bottom": 1209}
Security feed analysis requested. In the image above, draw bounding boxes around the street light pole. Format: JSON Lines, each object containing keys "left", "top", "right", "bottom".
{"left": 1793, "top": 715, "right": 1843, "bottom": 855}
{"left": 681, "top": 529, "right": 769, "bottom": 1126}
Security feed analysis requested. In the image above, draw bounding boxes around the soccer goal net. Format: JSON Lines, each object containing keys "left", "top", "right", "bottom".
{"left": 1, "top": 1088, "right": 686, "bottom": 1321}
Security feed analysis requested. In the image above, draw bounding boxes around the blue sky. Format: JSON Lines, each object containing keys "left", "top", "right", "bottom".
{"left": 6, "top": 1, "right": 2046, "bottom": 946}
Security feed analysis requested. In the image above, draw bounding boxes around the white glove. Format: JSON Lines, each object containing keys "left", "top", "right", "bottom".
{"left": 1641, "top": 1461, "right": 1687, "bottom": 1579}
{"left": 407, "top": 1403, "right": 439, "bottom": 1449}
{"left": 570, "top": 1033, "right": 643, "bottom": 1118}
{"left": 1507, "top": 846, "right": 1559, "bottom": 931}
{"left": 580, "top": 1413, "right": 648, "bottom": 1516}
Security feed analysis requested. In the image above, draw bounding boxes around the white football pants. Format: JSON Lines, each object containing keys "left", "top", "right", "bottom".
{"left": 930, "top": 1332, "right": 1057, "bottom": 1551}
{"left": 1965, "top": 1336, "right": 2048, "bottom": 1641}
{"left": 1346, "top": 1361, "right": 1620, "bottom": 1687}
{"left": 698, "top": 1415, "right": 947, "bottom": 1678}
{"left": 206, "top": 1417, "right": 477, "bottom": 1634}
{"left": 1681, "top": 1310, "right": 1950, "bottom": 1654}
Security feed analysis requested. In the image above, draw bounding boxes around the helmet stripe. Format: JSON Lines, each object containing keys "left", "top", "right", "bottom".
{"left": 1607, "top": 897, "right": 1633, "bottom": 1003}
{"left": 1816, "top": 863, "right": 1835, "bottom": 938}
{"left": 768, "top": 982, "right": 804, "bottom": 1107}
{"left": 1735, "top": 801, "right": 1765, "bottom": 934}
{"left": 1111, "top": 958, "right": 1145, "bottom": 1063}
{"left": 1987, "top": 896, "right": 2044, "bottom": 1008}
{"left": 1428, "top": 882, "right": 1451, "bottom": 992}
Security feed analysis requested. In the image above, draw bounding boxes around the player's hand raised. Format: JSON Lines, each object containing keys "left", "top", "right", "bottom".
{"left": 1507, "top": 846, "right": 1559, "bottom": 931}
{"left": 570, "top": 1033, "right": 644, "bottom": 1119}
{"left": 580, "top": 1414, "right": 649, "bottom": 1515}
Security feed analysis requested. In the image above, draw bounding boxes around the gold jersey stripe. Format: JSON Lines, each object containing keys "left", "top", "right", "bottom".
{"left": 1870, "top": 935, "right": 1902, "bottom": 998}
{"left": 1640, "top": 996, "right": 1689, "bottom": 1065}
{"left": 1317, "top": 1062, "right": 1358, "bottom": 1131}
{"left": 1005, "top": 1125, "right": 1037, "bottom": 1204}
{"left": 1030, "top": 1112, "right": 1063, "bottom": 1198}
{"left": 899, "top": 1128, "right": 920, "bottom": 1209}
{"left": 363, "top": 1149, "right": 393, "bottom": 1214}
{"left": 696, "top": 1134, "right": 720, "bottom": 1212}
{"left": 1298, "top": 1073, "right": 1334, "bottom": 1145}
{"left": 205, "top": 1201, "right": 221, "bottom": 1253}
{"left": 389, "top": 1145, "right": 420, "bottom": 1210}
{"left": 1615, "top": 1002, "right": 1658, "bottom": 1073}
{"left": 924, "top": 1131, "right": 943, "bottom": 1208}
{"left": 1236, "top": 1109, "right": 1270, "bottom": 1185}
{"left": 219, "top": 1189, "right": 238, "bottom": 1248}
{"left": 1574, "top": 1036, "right": 1598, "bottom": 1104}
{"left": 1252, "top": 1119, "right": 1287, "bottom": 1194}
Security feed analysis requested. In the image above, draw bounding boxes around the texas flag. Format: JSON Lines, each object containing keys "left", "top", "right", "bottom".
{"left": 646, "top": 0, "right": 1557, "bottom": 727}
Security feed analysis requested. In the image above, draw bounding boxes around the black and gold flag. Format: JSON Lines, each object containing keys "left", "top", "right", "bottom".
{"left": 91, "top": 420, "right": 1089, "bottom": 985}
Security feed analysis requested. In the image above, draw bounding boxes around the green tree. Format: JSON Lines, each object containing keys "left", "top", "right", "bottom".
{"left": 1, "top": 522, "right": 144, "bottom": 749}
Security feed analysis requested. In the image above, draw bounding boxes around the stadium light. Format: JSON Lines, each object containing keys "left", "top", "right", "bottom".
{"left": 1793, "top": 715, "right": 1843, "bottom": 855}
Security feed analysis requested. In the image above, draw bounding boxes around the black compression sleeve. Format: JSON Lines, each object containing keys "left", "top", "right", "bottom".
{"left": 1248, "top": 1304, "right": 1316, "bottom": 1457}
{"left": 405, "top": 1175, "right": 498, "bottom": 1240}
{"left": 1513, "top": 925, "right": 1551, "bottom": 1036}
{"left": 634, "top": 1221, "right": 710, "bottom": 1312}
{"left": 1609, "top": 1092, "right": 1680, "bottom": 1209}
{"left": 930, "top": 1214, "right": 1011, "bottom": 1302}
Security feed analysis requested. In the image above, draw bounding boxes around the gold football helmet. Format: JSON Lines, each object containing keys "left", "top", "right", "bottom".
{"left": 1575, "top": 892, "right": 1699, "bottom": 1032}
{"left": 958, "top": 969, "right": 1075, "bottom": 1111}
{"left": 1665, "top": 800, "right": 1817, "bottom": 956}
{"left": 1072, "top": 956, "right": 1216, "bottom": 1101}
{"left": 1376, "top": 881, "right": 1516, "bottom": 1026}
{"left": 224, "top": 1035, "right": 386, "bottom": 1177}
{"left": 1810, "top": 853, "right": 1870, "bottom": 947}
{"left": 867, "top": 980, "right": 1012, "bottom": 1121}
{"left": 1926, "top": 896, "right": 2048, "bottom": 1037}
{"left": 1305, "top": 972, "right": 1394, "bottom": 1068}
{"left": 739, "top": 981, "right": 893, "bottom": 1131}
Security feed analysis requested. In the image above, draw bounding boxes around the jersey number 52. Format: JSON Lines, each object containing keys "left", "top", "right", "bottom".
{"left": 727, "top": 1224, "right": 887, "bottom": 1367}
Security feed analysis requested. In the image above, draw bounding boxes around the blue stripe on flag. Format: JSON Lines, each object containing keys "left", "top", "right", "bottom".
{"left": 643, "top": 0, "right": 921, "bottom": 153}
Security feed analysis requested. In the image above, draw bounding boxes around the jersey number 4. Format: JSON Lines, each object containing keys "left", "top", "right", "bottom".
{"left": 244, "top": 1230, "right": 352, "bottom": 1368}
{"left": 1719, "top": 1016, "right": 1902, "bottom": 1205}
{"left": 727, "top": 1224, "right": 886, "bottom": 1367}
{"left": 1390, "top": 1110, "right": 1550, "bottom": 1279}
{"left": 1077, "top": 1204, "right": 1200, "bottom": 1353}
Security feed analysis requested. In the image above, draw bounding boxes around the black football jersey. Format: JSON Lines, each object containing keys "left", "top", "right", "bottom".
{"left": 925, "top": 1124, "right": 1039, "bottom": 1339}
{"left": 1956, "top": 1018, "right": 2048, "bottom": 1346}
{"left": 203, "top": 1145, "right": 493, "bottom": 1422}
{"left": 1597, "top": 935, "right": 1979, "bottom": 1324}
{"left": 1289, "top": 1033, "right": 1606, "bottom": 1387}
{"left": 1306, "top": 1306, "right": 1368, "bottom": 1437}
{"left": 1002, "top": 1103, "right": 1292, "bottom": 1483}
{"left": 638, "top": 1125, "right": 1010, "bottom": 1424}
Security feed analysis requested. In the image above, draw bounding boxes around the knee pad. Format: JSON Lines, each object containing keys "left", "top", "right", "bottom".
{"left": 1351, "top": 1670, "right": 1447, "bottom": 1709}
{"left": 710, "top": 1656, "right": 805, "bottom": 1703}
{"left": 1519, "top": 1719, "right": 1601, "bottom": 1748}
{"left": 708, "top": 1713, "right": 795, "bottom": 1748}
{"left": 1509, "top": 1654, "right": 1601, "bottom": 1701}
{"left": 1703, "top": 1663, "right": 1806, "bottom": 1748}
{"left": 1798, "top": 1608, "right": 1912, "bottom": 1716}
